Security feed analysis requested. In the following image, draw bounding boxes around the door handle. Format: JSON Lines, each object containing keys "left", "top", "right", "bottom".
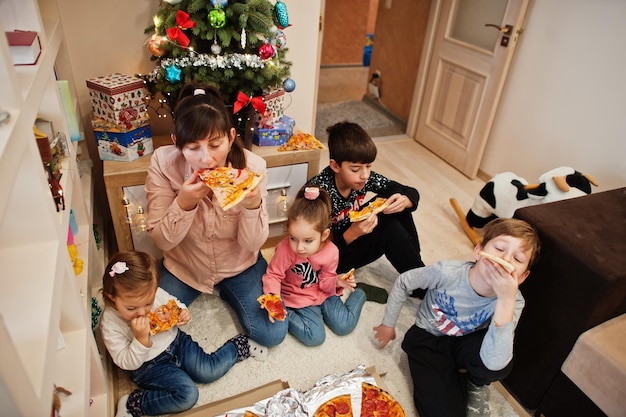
{"left": 484, "top": 24, "right": 513, "bottom": 35}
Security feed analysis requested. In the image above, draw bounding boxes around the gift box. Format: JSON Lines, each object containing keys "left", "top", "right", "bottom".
{"left": 253, "top": 115, "right": 295, "bottom": 147}
{"left": 261, "top": 88, "right": 286, "bottom": 125}
{"left": 86, "top": 73, "right": 148, "bottom": 124}
{"left": 91, "top": 116, "right": 153, "bottom": 162}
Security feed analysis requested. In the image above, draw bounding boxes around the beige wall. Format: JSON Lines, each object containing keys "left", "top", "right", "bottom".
{"left": 320, "top": 0, "right": 372, "bottom": 65}
{"left": 481, "top": 0, "right": 626, "bottom": 191}
{"left": 369, "top": 0, "right": 430, "bottom": 121}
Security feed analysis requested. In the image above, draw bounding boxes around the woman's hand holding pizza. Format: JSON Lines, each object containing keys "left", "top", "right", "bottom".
{"left": 373, "top": 323, "right": 396, "bottom": 349}
{"left": 176, "top": 308, "right": 191, "bottom": 326}
{"left": 383, "top": 193, "right": 412, "bottom": 214}
{"left": 238, "top": 183, "right": 262, "bottom": 210}
{"left": 177, "top": 170, "right": 212, "bottom": 211}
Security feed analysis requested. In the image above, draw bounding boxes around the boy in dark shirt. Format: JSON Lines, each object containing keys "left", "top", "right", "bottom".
{"left": 308, "top": 122, "right": 425, "bottom": 298}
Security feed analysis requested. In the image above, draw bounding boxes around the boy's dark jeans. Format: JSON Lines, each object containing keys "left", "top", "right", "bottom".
{"left": 337, "top": 210, "right": 424, "bottom": 274}
{"left": 402, "top": 325, "right": 514, "bottom": 417}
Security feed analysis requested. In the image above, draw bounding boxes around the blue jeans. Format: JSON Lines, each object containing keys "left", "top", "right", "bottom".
{"left": 159, "top": 253, "right": 288, "bottom": 347}
{"left": 127, "top": 330, "right": 238, "bottom": 415}
{"left": 287, "top": 288, "right": 366, "bottom": 346}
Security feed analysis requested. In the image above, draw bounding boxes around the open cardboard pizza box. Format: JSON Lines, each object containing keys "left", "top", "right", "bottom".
{"left": 177, "top": 379, "right": 290, "bottom": 416}
{"left": 177, "top": 365, "right": 390, "bottom": 417}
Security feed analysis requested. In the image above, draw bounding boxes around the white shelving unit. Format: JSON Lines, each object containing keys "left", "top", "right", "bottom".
{"left": 0, "top": 0, "right": 107, "bottom": 416}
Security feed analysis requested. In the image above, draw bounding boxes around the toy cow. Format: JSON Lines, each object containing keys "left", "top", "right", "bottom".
{"left": 450, "top": 167, "right": 598, "bottom": 245}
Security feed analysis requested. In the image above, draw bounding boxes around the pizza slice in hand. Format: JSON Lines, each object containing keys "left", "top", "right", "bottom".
{"left": 349, "top": 197, "right": 389, "bottom": 222}
{"left": 198, "top": 167, "right": 263, "bottom": 211}
{"left": 478, "top": 251, "right": 515, "bottom": 273}
{"left": 148, "top": 299, "right": 181, "bottom": 335}
{"left": 257, "top": 293, "right": 287, "bottom": 321}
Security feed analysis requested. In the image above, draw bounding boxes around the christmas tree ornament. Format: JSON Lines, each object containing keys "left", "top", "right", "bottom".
{"left": 211, "top": 39, "right": 222, "bottom": 55}
{"left": 209, "top": 8, "right": 227, "bottom": 29}
{"left": 283, "top": 78, "right": 296, "bottom": 92}
{"left": 241, "top": 27, "right": 246, "bottom": 49}
{"left": 274, "top": 29, "right": 286, "bottom": 49}
{"left": 164, "top": 0, "right": 183, "bottom": 4}
{"left": 275, "top": 1, "right": 289, "bottom": 29}
{"left": 166, "top": 10, "right": 196, "bottom": 48}
{"left": 165, "top": 65, "right": 182, "bottom": 83}
{"left": 147, "top": 34, "right": 168, "bottom": 57}
{"left": 259, "top": 43, "right": 275, "bottom": 60}
{"left": 211, "top": 0, "right": 228, "bottom": 7}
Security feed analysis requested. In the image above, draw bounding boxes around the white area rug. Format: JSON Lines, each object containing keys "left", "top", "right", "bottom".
{"left": 167, "top": 255, "right": 520, "bottom": 417}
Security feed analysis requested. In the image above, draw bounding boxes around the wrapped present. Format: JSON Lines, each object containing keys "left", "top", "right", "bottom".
{"left": 86, "top": 73, "right": 148, "bottom": 124}
{"left": 261, "top": 88, "right": 286, "bottom": 125}
{"left": 253, "top": 115, "right": 295, "bottom": 147}
{"left": 91, "top": 116, "right": 153, "bottom": 161}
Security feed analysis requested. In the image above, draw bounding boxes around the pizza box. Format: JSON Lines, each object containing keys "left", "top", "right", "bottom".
{"left": 176, "top": 379, "right": 289, "bottom": 417}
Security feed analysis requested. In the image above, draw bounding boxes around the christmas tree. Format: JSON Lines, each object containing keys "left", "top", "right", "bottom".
{"left": 143, "top": 0, "right": 292, "bottom": 111}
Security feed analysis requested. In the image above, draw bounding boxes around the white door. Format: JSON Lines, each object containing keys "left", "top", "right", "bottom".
{"left": 415, "top": 0, "right": 530, "bottom": 178}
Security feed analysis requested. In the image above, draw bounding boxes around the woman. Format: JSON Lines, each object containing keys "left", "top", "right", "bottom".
{"left": 145, "top": 83, "right": 287, "bottom": 348}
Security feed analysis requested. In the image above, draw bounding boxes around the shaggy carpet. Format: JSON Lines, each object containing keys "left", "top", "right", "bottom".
{"left": 315, "top": 100, "right": 402, "bottom": 142}
{"left": 115, "top": 256, "right": 520, "bottom": 416}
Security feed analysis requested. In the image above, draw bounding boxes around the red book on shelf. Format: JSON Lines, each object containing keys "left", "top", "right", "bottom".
{"left": 5, "top": 30, "right": 42, "bottom": 65}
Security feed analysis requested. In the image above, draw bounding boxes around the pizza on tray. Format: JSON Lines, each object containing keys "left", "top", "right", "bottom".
{"left": 257, "top": 293, "right": 287, "bottom": 321}
{"left": 313, "top": 382, "right": 405, "bottom": 417}
{"left": 148, "top": 299, "right": 181, "bottom": 335}
{"left": 349, "top": 198, "right": 389, "bottom": 222}
{"left": 198, "top": 167, "right": 263, "bottom": 211}
{"left": 313, "top": 394, "right": 353, "bottom": 417}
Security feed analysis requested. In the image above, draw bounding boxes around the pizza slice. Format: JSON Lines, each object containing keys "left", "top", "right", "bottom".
{"left": 198, "top": 167, "right": 263, "bottom": 211}
{"left": 278, "top": 132, "right": 326, "bottom": 151}
{"left": 478, "top": 250, "right": 515, "bottom": 273}
{"left": 349, "top": 197, "right": 389, "bottom": 222}
{"left": 341, "top": 268, "right": 355, "bottom": 281}
{"left": 257, "top": 293, "right": 287, "bottom": 321}
{"left": 313, "top": 394, "right": 353, "bottom": 417}
{"left": 361, "top": 382, "right": 405, "bottom": 417}
{"left": 243, "top": 411, "right": 260, "bottom": 417}
{"left": 148, "top": 299, "right": 181, "bottom": 335}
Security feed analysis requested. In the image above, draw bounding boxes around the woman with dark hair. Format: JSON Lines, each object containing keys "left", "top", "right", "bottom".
{"left": 145, "top": 84, "right": 288, "bottom": 348}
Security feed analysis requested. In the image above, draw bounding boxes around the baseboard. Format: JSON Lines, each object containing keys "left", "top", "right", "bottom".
{"left": 494, "top": 382, "right": 533, "bottom": 417}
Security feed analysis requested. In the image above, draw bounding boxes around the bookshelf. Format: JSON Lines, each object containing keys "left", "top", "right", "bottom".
{"left": 0, "top": 0, "right": 107, "bottom": 415}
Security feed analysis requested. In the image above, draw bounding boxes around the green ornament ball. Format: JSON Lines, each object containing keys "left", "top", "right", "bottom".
{"left": 209, "top": 8, "right": 226, "bottom": 29}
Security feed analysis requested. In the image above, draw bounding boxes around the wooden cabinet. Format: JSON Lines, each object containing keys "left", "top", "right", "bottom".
{"left": 0, "top": 0, "right": 107, "bottom": 415}
{"left": 103, "top": 135, "right": 321, "bottom": 253}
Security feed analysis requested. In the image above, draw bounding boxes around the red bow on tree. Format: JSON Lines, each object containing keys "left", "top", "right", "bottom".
{"left": 233, "top": 91, "right": 267, "bottom": 115}
{"left": 166, "top": 10, "right": 196, "bottom": 48}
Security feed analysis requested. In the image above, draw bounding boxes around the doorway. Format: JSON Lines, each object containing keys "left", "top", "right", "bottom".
{"left": 315, "top": 0, "right": 411, "bottom": 142}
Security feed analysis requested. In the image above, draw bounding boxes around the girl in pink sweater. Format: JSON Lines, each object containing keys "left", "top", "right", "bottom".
{"left": 261, "top": 186, "right": 367, "bottom": 346}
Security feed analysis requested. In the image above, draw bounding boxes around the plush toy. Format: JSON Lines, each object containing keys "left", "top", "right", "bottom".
{"left": 450, "top": 167, "right": 598, "bottom": 245}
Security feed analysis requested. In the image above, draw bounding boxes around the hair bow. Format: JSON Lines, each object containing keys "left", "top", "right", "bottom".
{"left": 109, "top": 261, "right": 129, "bottom": 277}
{"left": 304, "top": 187, "right": 320, "bottom": 200}
{"left": 166, "top": 10, "right": 196, "bottom": 48}
{"left": 233, "top": 91, "right": 267, "bottom": 115}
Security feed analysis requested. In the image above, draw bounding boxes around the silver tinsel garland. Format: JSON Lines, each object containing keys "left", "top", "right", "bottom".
{"left": 147, "top": 52, "right": 266, "bottom": 82}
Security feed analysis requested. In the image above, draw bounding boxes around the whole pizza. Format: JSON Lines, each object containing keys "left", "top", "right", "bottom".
{"left": 198, "top": 167, "right": 263, "bottom": 211}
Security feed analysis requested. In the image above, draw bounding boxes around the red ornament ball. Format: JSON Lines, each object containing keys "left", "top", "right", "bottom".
{"left": 148, "top": 35, "right": 168, "bottom": 57}
{"left": 259, "top": 43, "right": 275, "bottom": 60}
